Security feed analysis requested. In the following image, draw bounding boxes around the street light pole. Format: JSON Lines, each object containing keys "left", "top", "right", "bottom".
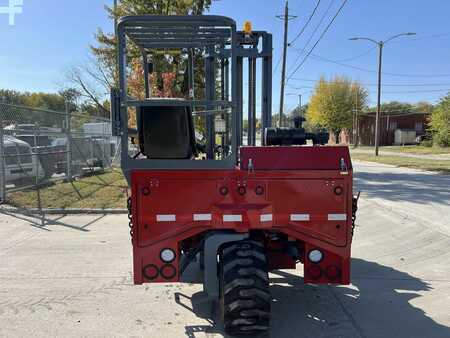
{"left": 349, "top": 32, "right": 416, "bottom": 156}
{"left": 375, "top": 41, "right": 383, "bottom": 156}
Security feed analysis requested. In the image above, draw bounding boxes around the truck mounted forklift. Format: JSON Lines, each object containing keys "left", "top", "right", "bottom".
{"left": 111, "top": 15, "right": 357, "bottom": 337}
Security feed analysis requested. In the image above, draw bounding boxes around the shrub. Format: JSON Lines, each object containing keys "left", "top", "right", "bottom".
{"left": 421, "top": 139, "right": 433, "bottom": 147}
{"left": 429, "top": 94, "right": 450, "bottom": 147}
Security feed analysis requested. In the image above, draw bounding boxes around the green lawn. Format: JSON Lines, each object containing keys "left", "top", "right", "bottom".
{"left": 7, "top": 169, "right": 128, "bottom": 209}
{"left": 351, "top": 153, "right": 450, "bottom": 174}
{"left": 356, "top": 145, "right": 450, "bottom": 155}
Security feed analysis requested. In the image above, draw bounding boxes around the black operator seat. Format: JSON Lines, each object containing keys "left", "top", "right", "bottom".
{"left": 137, "top": 102, "right": 197, "bottom": 159}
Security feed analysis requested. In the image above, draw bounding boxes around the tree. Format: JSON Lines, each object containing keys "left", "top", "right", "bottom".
{"left": 0, "top": 89, "right": 70, "bottom": 127}
{"left": 368, "top": 101, "right": 412, "bottom": 113}
{"left": 429, "top": 93, "right": 450, "bottom": 147}
{"left": 87, "top": 0, "right": 213, "bottom": 128}
{"left": 307, "top": 76, "right": 368, "bottom": 141}
{"left": 91, "top": 0, "right": 212, "bottom": 92}
{"left": 64, "top": 58, "right": 111, "bottom": 117}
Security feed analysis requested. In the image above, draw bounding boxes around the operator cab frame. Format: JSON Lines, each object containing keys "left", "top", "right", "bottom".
{"left": 111, "top": 15, "right": 273, "bottom": 181}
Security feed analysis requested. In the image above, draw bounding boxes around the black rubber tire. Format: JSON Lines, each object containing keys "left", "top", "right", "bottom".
{"left": 220, "top": 240, "right": 271, "bottom": 337}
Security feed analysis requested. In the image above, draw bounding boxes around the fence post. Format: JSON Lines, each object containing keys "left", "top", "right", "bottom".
{"left": 34, "top": 123, "right": 44, "bottom": 226}
{"left": 0, "top": 124, "right": 6, "bottom": 203}
{"left": 65, "top": 102, "right": 72, "bottom": 182}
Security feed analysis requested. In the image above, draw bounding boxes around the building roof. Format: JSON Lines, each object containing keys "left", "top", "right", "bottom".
{"left": 359, "top": 110, "right": 430, "bottom": 118}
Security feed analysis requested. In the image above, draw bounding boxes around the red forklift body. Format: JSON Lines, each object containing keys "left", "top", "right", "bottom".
{"left": 131, "top": 146, "right": 353, "bottom": 285}
{"left": 114, "top": 15, "right": 357, "bottom": 335}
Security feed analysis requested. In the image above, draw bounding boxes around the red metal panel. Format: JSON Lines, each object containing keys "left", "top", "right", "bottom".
{"left": 240, "top": 146, "right": 352, "bottom": 171}
{"left": 130, "top": 146, "right": 353, "bottom": 285}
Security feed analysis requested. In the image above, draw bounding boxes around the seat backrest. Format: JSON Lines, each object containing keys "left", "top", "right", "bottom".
{"left": 138, "top": 105, "right": 196, "bottom": 159}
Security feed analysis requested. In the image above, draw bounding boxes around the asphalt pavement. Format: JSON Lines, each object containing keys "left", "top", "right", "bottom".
{"left": 0, "top": 161, "right": 449, "bottom": 338}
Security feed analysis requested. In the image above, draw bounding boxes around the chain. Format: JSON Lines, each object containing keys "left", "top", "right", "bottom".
{"left": 127, "top": 196, "right": 133, "bottom": 239}
{"left": 351, "top": 191, "right": 361, "bottom": 237}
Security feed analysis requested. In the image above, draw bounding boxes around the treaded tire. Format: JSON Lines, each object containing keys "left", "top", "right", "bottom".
{"left": 220, "top": 240, "right": 271, "bottom": 337}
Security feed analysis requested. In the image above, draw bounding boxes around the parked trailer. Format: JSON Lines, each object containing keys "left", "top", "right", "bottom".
{"left": 2, "top": 136, "right": 45, "bottom": 184}
{"left": 112, "top": 15, "right": 357, "bottom": 336}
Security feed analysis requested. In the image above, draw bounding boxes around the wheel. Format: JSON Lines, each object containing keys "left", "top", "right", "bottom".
{"left": 220, "top": 240, "right": 271, "bottom": 337}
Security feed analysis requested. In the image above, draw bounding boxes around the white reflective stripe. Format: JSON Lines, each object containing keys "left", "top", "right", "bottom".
{"left": 328, "top": 213, "right": 347, "bottom": 221}
{"left": 156, "top": 214, "right": 176, "bottom": 222}
{"left": 193, "top": 213, "right": 212, "bottom": 221}
{"left": 290, "top": 214, "right": 310, "bottom": 221}
{"left": 260, "top": 214, "right": 273, "bottom": 222}
{"left": 223, "top": 215, "right": 242, "bottom": 222}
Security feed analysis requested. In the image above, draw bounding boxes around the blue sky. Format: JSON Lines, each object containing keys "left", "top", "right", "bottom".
{"left": 1, "top": 0, "right": 450, "bottom": 114}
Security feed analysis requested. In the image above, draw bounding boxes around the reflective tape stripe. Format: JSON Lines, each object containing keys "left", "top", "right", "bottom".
{"left": 328, "top": 213, "right": 347, "bottom": 221}
{"left": 223, "top": 215, "right": 242, "bottom": 222}
{"left": 290, "top": 214, "right": 310, "bottom": 221}
{"left": 260, "top": 214, "right": 273, "bottom": 222}
{"left": 193, "top": 213, "right": 212, "bottom": 221}
{"left": 156, "top": 214, "right": 176, "bottom": 222}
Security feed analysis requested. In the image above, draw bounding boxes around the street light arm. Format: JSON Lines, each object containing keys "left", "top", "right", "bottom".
{"left": 349, "top": 37, "right": 379, "bottom": 45}
{"left": 384, "top": 32, "right": 416, "bottom": 45}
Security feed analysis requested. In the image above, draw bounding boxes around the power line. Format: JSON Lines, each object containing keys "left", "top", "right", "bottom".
{"left": 272, "top": 57, "right": 282, "bottom": 75}
{"left": 299, "top": 53, "right": 450, "bottom": 78}
{"left": 288, "top": 0, "right": 335, "bottom": 71}
{"left": 289, "top": 77, "right": 450, "bottom": 87}
{"left": 287, "top": 0, "right": 349, "bottom": 80}
{"left": 380, "top": 89, "right": 450, "bottom": 94}
{"left": 289, "top": 0, "right": 322, "bottom": 46}
{"left": 286, "top": 82, "right": 449, "bottom": 94}
{"left": 331, "top": 46, "right": 376, "bottom": 62}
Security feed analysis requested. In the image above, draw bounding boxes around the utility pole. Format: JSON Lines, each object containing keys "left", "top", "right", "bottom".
{"left": 277, "top": 1, "right": 296, "bottom": 127}
{"left": 353, "top": 90, "right": 359, "bottom": 149}
{"left": 298, "top": 94, "right": 302, "bottom": 117}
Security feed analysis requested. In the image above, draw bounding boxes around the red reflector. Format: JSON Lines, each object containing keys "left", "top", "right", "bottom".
{"left": 160, "top": 264, "right": 177, "bottom": 279}
{"left": 325, "top": 265, "right": 341, "bottom": 279}
{"left": 307, "top": 265, "right": 322, "bottom": 280}
{"left": 238, "top": 186, "right": 247, "bottom": 195}
{"left": 143, "top": 264, "right": 159, "bottom": 280}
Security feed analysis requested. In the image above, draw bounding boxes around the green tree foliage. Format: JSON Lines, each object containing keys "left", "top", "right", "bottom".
{"left": 91, "top": 0, "right": 212, "bottom": 89}
{"left": 306, "top": 76, "right": 368, "bottom": 139}
{"left": 368, "top": 101, "right": 412, "bottom": 113}
{"left": 0, "top": 89, "right": 100, "bottom": 128}
{"left": 429, "top": 94, "right": 450, "bottom": 147}
{"left": 90, "top": 0, "right": 213, "bottom": 132}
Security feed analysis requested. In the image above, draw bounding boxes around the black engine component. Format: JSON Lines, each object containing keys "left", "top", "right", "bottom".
{"left": 264, "top": 116, "right": 329, "bottom": 146}
{"left": 264, "top": 128, "right": 329, "bottom": 146}
{"left": 138, "top": 105, "right": 197, "bottom": 159}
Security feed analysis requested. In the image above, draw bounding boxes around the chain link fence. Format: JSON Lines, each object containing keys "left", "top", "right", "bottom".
{"left": 0, "top": 102, "right": 120, "bottom": 209}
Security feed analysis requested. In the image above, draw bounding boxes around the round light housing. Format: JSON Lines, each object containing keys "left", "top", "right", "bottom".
{"left": 308, "top": 249, "right": 323, "bottom": 263}
{"left": 160, "top": 249, "right": 176, "bottom": 263}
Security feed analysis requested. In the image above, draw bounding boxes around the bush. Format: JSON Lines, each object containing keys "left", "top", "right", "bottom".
{"left": 421, "top": 139, "right": 433, "bottom": 147}
{"left": 429, "top": 94, "right": 450, "bottom": 147}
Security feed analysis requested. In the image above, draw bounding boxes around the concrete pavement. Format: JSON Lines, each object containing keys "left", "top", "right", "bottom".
{"left": 0, "top": 161, "right": 449, "bottom": 337}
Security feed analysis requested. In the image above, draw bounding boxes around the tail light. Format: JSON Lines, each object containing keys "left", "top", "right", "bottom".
{"left": 307, "top": 265, "right": 322, "bottom": 280}
{"left": 143, "top": 264, "right": 159, "bottom": 280}
{"left": 160, "top": 264, "right": 177, "bottom": 279}
{"left": 325, "top": 265, "right": 341, "bottom": 279}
